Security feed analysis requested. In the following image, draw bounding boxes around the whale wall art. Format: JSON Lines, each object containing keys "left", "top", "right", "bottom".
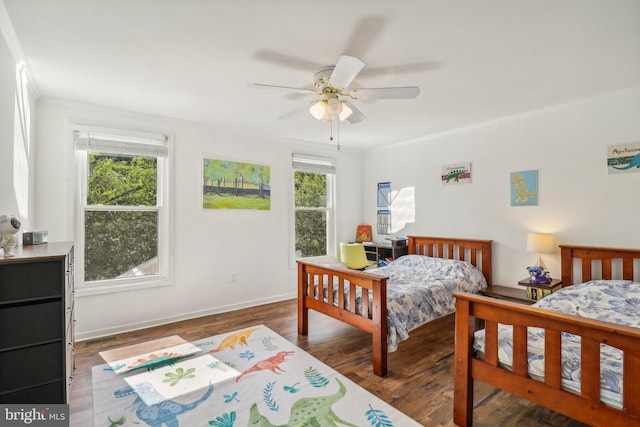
{"left": 607, "top": 142, "right": 640, "bottom": 175}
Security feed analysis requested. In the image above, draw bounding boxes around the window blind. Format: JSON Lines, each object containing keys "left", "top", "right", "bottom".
{"left": 292, "top": 153, "right": 335, "bottom": 174}
{"left": 74, "top": 127, "right": 168, "bottom": 158}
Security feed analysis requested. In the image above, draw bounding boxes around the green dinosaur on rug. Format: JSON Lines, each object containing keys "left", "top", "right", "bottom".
{"left": 247, "top": 378, "right": 358, "bottom": 427}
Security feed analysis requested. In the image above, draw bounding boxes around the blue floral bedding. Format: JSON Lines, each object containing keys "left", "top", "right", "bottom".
{"left": 473, "top": 280, "right": 640, "bottom": 409}
{"left": 317, "top": 255, "right": 487, "bottom": 352}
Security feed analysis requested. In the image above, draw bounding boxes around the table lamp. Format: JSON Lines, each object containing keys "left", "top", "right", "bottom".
{"left": 526, "top": 233, "right": 554, "bottom": 283}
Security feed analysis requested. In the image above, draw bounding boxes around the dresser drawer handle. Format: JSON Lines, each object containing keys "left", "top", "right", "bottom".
{"left": 68, "top": 376, "right": 75, "bottom": 385}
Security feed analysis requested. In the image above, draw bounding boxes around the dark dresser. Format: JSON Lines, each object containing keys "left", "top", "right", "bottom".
{"left": 0, "top": 242, "right": 75, "bottom": 403}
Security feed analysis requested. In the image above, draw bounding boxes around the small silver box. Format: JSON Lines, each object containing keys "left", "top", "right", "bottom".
{"left": 23, "top": 231, "right": 48, "bottom": 245}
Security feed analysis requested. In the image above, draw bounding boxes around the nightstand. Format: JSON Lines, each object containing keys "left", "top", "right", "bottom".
{"left": 517, "top": 278, "right": 562, "bottom": 302}
{"left": 480, "top": 285, "right": 535, "bottom": 305}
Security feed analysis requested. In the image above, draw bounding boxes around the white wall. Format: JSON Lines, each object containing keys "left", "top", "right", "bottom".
{"left": 0, "top": 25, "right": 35, "bottom": 233}
{"left": 34, "top": 98, "right": 363, "bottom": 339}
{"left": 0, "top": 33, "right": 14, "bottom": 212}
{"left": 363, "top": 87, "right": 640, "bottom": 286}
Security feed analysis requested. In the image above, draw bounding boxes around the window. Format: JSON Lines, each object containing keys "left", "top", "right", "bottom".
{"left": 74, "top": 126, "right": 171, "bottom": 293}
{"left": 292, "top": 153, "right": 336, "bottom": 261}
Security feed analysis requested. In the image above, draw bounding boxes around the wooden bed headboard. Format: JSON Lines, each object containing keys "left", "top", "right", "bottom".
{"left": 407, "top": 235, "right": 492, "bottom": 284}
{"left": 560, "top": 244, "right": 640, "bottom": 286}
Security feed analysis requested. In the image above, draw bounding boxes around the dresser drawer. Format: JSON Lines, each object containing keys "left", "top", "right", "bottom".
{"left": 0, "top": 381, "right": 64, "bottom": 404}
{"left": 0, "top": 260, "right": 64, "bottom": 302}
{"left": 0, "top": 342, "right": 63, "bottom": 393}
{"left": 0, "top": 301, "right": 63, "bottom": 349}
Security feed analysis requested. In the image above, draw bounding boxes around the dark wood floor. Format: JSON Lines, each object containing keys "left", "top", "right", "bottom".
{"left": 70, "top": 298, "right": 588, "bottom": 426}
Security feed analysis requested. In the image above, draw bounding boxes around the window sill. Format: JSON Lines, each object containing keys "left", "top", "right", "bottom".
{"left": 75, "top": 276, "right": 172, "bottom": 297}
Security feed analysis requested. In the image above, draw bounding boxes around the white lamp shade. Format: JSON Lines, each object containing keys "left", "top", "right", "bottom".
{"left": 338, "top": 102, "right": 352, "bottom": 121}
{"left": 326, "top": 98, "right": 342, "bottom": 115}
{"left": 526, "top": 233, "right": 554, "bottom": 254}
{"left": 309, "top": 100, "right": 326, "bottom": 120}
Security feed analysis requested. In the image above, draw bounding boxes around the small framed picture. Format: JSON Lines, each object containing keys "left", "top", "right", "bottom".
{"left": 510, "top": 170, "right": 538, "bottom": 206}
{"left": 441, "top": 162, "right": 471, "bottom": 185}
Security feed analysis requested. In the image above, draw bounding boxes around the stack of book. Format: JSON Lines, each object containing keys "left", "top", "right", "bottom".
{"left": 517, "top": 278, "right": 562, "bottom": 301}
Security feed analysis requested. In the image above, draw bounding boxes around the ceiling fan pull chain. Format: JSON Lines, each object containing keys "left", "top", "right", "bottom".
{"left": 336, "top": 116, "right": 341, "bottom": 151}
{"left": 329, "top": 118, "right": 333, "bottom": 142}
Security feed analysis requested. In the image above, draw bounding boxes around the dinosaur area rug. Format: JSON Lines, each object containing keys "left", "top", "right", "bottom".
{"left": 92, "top": 324, "right": 421, "bottom": 427}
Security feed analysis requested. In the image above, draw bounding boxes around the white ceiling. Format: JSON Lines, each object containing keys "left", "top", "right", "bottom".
{"left": 4, "top": 0, "right": 640, "bottom": 149}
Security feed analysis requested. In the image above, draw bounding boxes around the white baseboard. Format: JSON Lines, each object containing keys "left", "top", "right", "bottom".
{"left": 75, "top": 292, "right": 296, "bottom": 342}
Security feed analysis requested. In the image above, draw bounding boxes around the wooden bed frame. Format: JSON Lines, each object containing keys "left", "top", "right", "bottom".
{"left": 454, "top": 245, "right": 640, "bottom": 426}
{"left": 298, "top": 235, "right": 492, "bottom": 377}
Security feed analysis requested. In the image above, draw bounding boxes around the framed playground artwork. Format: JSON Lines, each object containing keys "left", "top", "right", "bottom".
{"left": 202, "top": 158, "right": 271, "bottom": 210}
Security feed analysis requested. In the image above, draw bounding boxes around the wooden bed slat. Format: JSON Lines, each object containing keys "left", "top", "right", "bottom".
{"left": 544, "top": 329, "right": 562, "bottom": 389}
{"left": 582, "top": 259, "right": 592, "bottom": 282}
{"left": 581, "top": 338, "right": 600, "bottom": 403}
{"left": 361, "top": 285, "right": 369, "bottom": 318}
{"left": 624, "top": 257, "right": 634, "bottom": 280}
{"left": 603, "top": 258, "right": 612, "bottom": 280}
{"left": 511, "top": 325, "right": 528, "bottom": 376}
{"left": 349, "top": 282, "right": 356, "bottom": 315}
{"left": 483, "top": 320, "right": 498, "bottom": 366}
{"left": 338, "top": 277, "right": 345, "bottom": 309}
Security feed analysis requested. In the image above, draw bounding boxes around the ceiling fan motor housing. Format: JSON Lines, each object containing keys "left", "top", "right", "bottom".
{"left": 313, "top": 66, "right": 336, "bottom": 90}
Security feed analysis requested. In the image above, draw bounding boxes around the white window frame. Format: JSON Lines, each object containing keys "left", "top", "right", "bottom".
{"left": 290, "top": 153, "right": 336, "bottom": 268}
{"left": 73, "top": 124, "right": 173, "bottom": 295}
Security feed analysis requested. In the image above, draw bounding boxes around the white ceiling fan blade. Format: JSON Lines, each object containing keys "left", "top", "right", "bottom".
{"left": 278, "top": 102, "right": 313, "bottom": 119}
{"left": 329, "top": 55, "right": 365, "bottom": 89}
{"left": 350, "top": 86, "right": 420, "bottom": 100}
{"left": 254, "top": 50, "right": 322, "bottom": 72}
{"left": 344, "top": 101, "right": 366, "bottom": 124}
{"left": 248, "top": 83, "right": 315, "bottom": 95}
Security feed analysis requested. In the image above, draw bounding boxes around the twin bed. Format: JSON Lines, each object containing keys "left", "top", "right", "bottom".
{"left": 454, "top": 245, "right": 640, "bottom": 426}
{"left": 297, "top": 235, "right": 492, "bottom": 377}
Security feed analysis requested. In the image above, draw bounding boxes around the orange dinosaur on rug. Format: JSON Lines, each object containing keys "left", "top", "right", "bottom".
{"left": 208, "top": 328, "right": 258, "bottom": 353}
{"left": 236, "top": 351, "right": 294, "bottom": 382}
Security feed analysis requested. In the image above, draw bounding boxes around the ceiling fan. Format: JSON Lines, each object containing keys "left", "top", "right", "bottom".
{"left": 249, "top": 55, "right": 420, "bottom": 124}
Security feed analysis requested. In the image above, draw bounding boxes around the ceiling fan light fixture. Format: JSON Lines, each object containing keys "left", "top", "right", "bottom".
{"left": 326, "top": 98, "right": 343, "bottom": 115}
{"left": 338, "top": 102, "right": 352, "bottom": 121}
{"left": 309, "top": 100, "right": 326, "bottom": 120}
